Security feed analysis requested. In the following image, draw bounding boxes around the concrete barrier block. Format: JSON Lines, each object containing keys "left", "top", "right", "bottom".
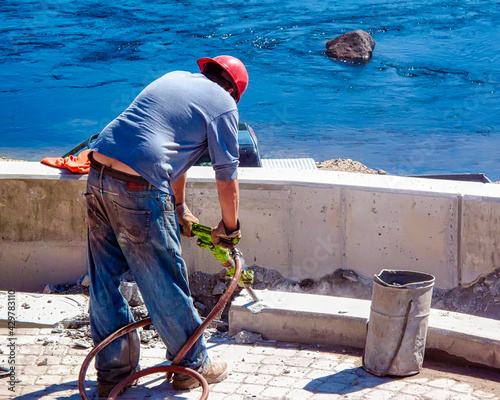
{"left": 344, "top": 190, "right": 459, "bottom": 289}
{"left": 289, "top": 186, "right": 343, "bottom": 281}
{"left": 230, "top": 290, "right": 500, "bottom": 369}
{"left": 461, "top": 196, "right": 500, "bottom": 284}
{"left": 229, "top": 290, "right": 369, "bottom": 349}
{"left": 0, "top": 179, "right": 87, "bottom": 242}
{"left": 0, "top": 242, "right": 87, "bottom": 292}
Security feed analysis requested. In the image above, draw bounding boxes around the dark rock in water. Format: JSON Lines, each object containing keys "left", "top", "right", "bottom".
{"left": 326, "top": 30, "right": 375, "bottom": 61}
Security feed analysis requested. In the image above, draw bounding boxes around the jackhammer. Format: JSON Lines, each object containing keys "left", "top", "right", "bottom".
{"left": 191, "top": 223, "right": 260, "bottom": 303}
{"left": 78, "top": 223, "right": 259, "bottom": 400}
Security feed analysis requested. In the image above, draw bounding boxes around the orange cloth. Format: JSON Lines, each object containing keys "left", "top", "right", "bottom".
{"left": 41, "top": 149, "right": 91, "bottom": 174}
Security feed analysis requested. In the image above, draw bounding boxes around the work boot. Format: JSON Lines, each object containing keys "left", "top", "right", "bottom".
{"left": 95, "top": 367, "right": 140, "bottom": 399}
{"left": 172, "top": 359, "right": 230, "bottom": 390}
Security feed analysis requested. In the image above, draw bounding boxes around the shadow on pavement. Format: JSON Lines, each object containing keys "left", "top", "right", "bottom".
{"left": 304, "top": 366, "right": 400, "bottom": 395}
{"left": 14, "top": 379, "right": 92, "bottom": 400}
{"left": 15, "top": 378, "right": 194, "bottom": 400}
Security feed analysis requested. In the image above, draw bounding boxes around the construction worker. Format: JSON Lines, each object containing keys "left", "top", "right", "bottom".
{"left": 84, "top": 55, "right": 248, "bottom": 398}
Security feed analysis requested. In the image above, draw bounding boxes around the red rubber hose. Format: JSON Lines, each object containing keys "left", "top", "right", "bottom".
{"left": 78, "top": 251, "right": 243, "bottom": 400}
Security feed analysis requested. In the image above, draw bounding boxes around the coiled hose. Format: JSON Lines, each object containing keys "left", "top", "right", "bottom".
{"left": 78, "top": 249, "right": 243, "bottom": 400}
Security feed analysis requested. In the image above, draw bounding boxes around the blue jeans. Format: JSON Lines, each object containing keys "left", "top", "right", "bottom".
{"left": 85, "top": 167, "right": 210, "bottom": 386}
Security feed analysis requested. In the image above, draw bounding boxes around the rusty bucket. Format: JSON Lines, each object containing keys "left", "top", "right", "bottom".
{"left": 362, "top": 269, "right": 435, "bottom": 377}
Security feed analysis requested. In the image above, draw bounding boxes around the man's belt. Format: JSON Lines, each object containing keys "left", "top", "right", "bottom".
{"left": 89, "top": 152, "right": 151, "bottom": 186}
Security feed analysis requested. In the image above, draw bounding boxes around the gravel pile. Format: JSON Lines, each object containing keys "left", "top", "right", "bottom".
{"left": 316, "top": 158, "right": 386, "bottom": 175}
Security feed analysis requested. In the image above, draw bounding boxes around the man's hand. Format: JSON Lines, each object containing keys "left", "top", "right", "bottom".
{"left": 176, "top": 202, "right": 199, "bottom": 237}
{"left": 211, "top": 219, "right": 242, "bottom": 249}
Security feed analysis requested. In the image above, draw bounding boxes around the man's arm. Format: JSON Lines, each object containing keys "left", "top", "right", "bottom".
{"left": 216, "top": 178, "right": 239, "bottom": 233}
{"left": 171, "top": 172, "right": 199, "bottom": 237}
{"left": 171, "top": 172, "right": 187, "bottom": 205}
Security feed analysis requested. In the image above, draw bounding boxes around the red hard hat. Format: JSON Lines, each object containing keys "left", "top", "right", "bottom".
{"left": 197, "top": 55, "right": 249, "bottom": 103}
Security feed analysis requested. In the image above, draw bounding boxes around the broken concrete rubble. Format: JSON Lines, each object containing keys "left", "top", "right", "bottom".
{"left": 119, "top": 281, "right": 145, "bottom": 307}
{"left": 233, "top": 330, "right": 263, "bottom": 344}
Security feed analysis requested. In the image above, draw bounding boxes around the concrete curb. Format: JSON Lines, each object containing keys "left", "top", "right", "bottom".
{"left": 229, "top": 290, "right": 500, "bottom": 370}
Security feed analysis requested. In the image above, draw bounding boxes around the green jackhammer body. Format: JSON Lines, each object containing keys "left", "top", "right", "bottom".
{"left": 191, "top": 223, "right": 258, "bottom": 302}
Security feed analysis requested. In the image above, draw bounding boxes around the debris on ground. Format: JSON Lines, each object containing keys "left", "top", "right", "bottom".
{"left": 190, "top": 265, "right": 500, "bottom": 322}
{"left": 80, "top": 275, "right": 90, "bottom": 287}
{"left": 59, "top": 313, "right": 90, "bottom": 329}
{"left": 432, "top": 269, "right": 500, "bottom": 320}
{"left": 119, "top": 281, "right": 144, "bottom": 307}
{"left": 46, "top": 265, "right": 499, "bottom": 348}
{"left": 74, "top": 339, "right": 92, "bottom": 349}
{"left": 139, "top": 329, "right": 158, "bottom": 344}
{"left": 233, "top": 330, "right": 263, "bottom": 344}
{"left": 317, "top": 158, "right": 386, "bottom": 175}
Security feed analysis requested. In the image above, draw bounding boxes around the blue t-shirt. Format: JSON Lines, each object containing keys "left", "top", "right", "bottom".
{"left": 91, "top": 71, "right": 239, "bottom": 193}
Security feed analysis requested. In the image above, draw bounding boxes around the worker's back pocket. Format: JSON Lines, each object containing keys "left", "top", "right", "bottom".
{"left": 113, "top": 201, "right": 151, "bottom": 244}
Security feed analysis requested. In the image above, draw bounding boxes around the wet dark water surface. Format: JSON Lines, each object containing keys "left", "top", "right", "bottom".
{"left": 1, "top": 0, "right": 499, "bottom": 179}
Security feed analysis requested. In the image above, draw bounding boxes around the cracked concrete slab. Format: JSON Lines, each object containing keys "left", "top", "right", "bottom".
{"left": 0, "top": 291, "right": 88, "bottom": 328}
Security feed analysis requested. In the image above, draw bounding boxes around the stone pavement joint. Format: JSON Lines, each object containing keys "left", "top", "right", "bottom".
{"left": 0, "top": 328, "right": 498, "bottom": 399}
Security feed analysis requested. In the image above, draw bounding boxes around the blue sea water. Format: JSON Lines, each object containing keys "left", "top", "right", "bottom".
{"left": 1, "top": 0, "right": 499, "bottom": 179}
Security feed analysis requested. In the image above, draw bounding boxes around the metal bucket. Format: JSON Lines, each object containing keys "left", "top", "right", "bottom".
{"left": 362, "top": 269, "right": 435, "bottom": 377}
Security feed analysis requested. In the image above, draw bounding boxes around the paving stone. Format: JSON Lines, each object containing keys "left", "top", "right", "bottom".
{"left": 306, "top": 368, "right": 333, "bottom": 380}
{"left": 260, "top": 385, "right": 291, "bottom": 398}
{"left": 17, "top": 374, "right": 38, "bottom": 385}
{"left": 19, "top": 344, "right": 43, "bottom": 355}
{"left": 309, "top": 358, "right": 338, "bottom": 370}
{"left": 293, "top": 377, "right": 322, "bottom": 390}
{"left": 260, "top": 355, "right": 287, "bottom": 365}
{"left": 219, "top": 395, "right": 254, "bottom": 400}
{"left": 248, "top": 346, "right": 277, "bottom": 355}
{"left": 474, "top": 390, "right": 498, "bottom": 399}
{"left": 35, "top": 374, "right": 62, "bottom": 386}
{"left": 285, "top": 388, "right": 315, "bottom": 399}
{"left": 235, "top": 382, "right": 265, "bottom": 396}
{"left": 428, "top": 378, "right": 461, "bottom": 389}
{"left": 379, "top": 379, "right": 408, "bottom": 392}
{"left": 258, "top": 363, "right": 290, "bottom": 376}
{"left": 1, "top": 326, "right": 499, "bottom": 400}
{"left": 209, "top": 381, "right": 241, "bottom": 394}
{"left": 17, "top": 383, "right": 39, "bottom": 395}
{"left": 309, "top": 393, "right": 345, "bottom": 399}
{"left": 450, "top": 382, "right": 474, "bottom": 394}
{"left": 42, "top": 346, "right": 68, "bottom": 356}
{"left": 389, "top": 394, "right": 423, "bottom": 400}
{"left": 315, "top": 379, "right": 350, "bottom": 394}
{"left": 232, "top": 361, "right": 260, "bottom": 373}
{"left": 362, "top": 388, "right": 399, "bottom": 399}
{"left": 283, "top": 356, "right": 314, "bottom": 368}
{"left": 447, "top": 395, "right": 480, "bottom": 400}
{"left": 401, "top": 383, "right": 428, "bottom": 396}
{"left": 16, "top": 355, "right": 38, "bottom": 365}
{"left": 267, "top": 375, "right": 299, "bottom": 388}
{"left": 422, "top": 388, "right": 458, "bottom": 400}
{"left": 60, "top": 355, "right": 85, "bottom": 365}
{"left": 224, "top": 371, "right": 246, "bottom": 384}
{"left": 21, "top": 364, "right": 48, "bottom": 375}
{"left": 279, "top": 365, "right": 310, "bottom": 378}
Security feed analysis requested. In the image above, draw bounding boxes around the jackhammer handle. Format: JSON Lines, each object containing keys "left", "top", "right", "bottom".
{"left": 191, "top": 223, "right": 238, "bottom": 246}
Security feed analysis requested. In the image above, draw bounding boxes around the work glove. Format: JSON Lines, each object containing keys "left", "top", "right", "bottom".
{"left": 211, "top": 219, "right": 242, "bottom": 249}
{"left": 175, "top": 202, "right": 199, "bottom": 237}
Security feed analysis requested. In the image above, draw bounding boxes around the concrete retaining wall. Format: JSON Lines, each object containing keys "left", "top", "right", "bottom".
{"left": 1, "top": 162, "right": 499, "bottom": 291}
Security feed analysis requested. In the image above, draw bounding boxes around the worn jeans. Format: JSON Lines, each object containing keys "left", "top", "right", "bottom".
{"left": 85, "top": 166, "right": 210, "bottom": 386}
